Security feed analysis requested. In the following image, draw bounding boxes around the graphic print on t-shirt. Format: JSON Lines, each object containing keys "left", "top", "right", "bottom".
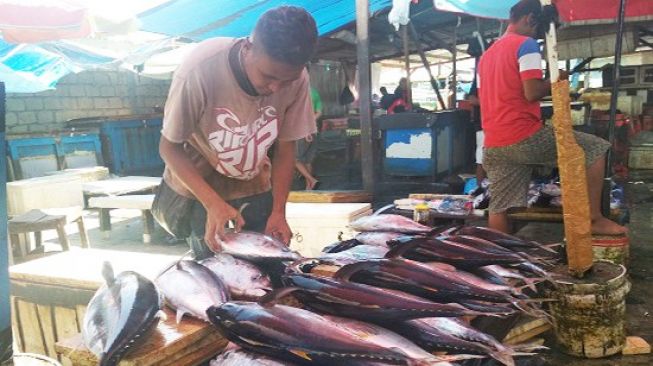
{"left": 208, "top": 106, "right": 278, "bottom": 180}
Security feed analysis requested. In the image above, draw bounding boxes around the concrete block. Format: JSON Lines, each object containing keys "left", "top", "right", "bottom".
{"left": 36, "top": 111, "right": 55, "bottom": 124}
{"left": 63, "top": 98, "right": 78, "bottom": 109}
{"left": 94, "top": 73, "right": 110, "bottom": 84}
{"left": 8, "top": 125, "right": 30, "bottom": 134}
{"left": 107, "top": 72, "right": 119, "bottom": 84}
{"left": 5, "top": 112, "right": 18, "bottom": 126}
{"left": 25, "top": 97, "right": 44, "bottom": 110}
{"left": 108, "top": 97, "right": 123, "bottom": 109}
{"left": 17, "top": 111, "right": 37, "bottom": 124}
{"left": 76, "top": 97, "right": 94, "bottom": 110}
{"left": 94, "top": 98, "right": 109, "bottom": 108}
{"left": 69, "top": 85, "right": 85, "bottom": 97}
{"left": 43, "top": 99, "right": 62, "bottom": 110}
{"left": 100, "top": 86, "right": 115, "bottom": 97}
{"left": 6, "top": 98, "right": 25, "bottom": 112}
{"left": 85, "top": 85, "right": 100, "bottom": 96}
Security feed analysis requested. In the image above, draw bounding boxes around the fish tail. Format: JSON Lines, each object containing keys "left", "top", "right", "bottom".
{"left": 512, "top": 300, "right": 554, "bottom": 323}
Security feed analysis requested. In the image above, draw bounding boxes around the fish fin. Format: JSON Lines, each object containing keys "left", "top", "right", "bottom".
{"left": 333, "top": 261, "right": 378, "bottom": 282}
{"left": 258, "top": 287, "right": 300, "bottom": 307}
{"left": 372, "top": 204, "right": 395, "bottom": 216}
{"left": 384, "top": 239, "right": 420, "bottom": 259}
{"left": 101, "top": 261, "right": 115, "bottom": 286}
{"left": 289, "top": 349, "right": 313, "bottom": 361}
{"left": 175, "top": 309, "right": 187, "bottom": 324}
{"left": 427, "top": 224, "right": 461, "bottom": 238}
{"left": 155, "top": 250, "right": 193, "bottom": 279}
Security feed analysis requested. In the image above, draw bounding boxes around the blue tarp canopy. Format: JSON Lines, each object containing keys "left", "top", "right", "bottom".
{"left": 1, "top": 0, "right": 393, "bottom": 93}
{"left": 139, "top": 0, "right": 392, "bottom": 40}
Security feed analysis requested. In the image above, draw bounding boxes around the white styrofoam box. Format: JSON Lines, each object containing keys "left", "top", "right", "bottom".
{"left": 7, "top": 175, "right": 84, "bottom": 216}
{"left": 286, "top": 203, "right": 372, "bottom": 257}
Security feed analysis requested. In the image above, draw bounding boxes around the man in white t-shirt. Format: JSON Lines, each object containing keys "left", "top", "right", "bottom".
{"left": 153, "top": 6, "right": 318, "bottom": 258}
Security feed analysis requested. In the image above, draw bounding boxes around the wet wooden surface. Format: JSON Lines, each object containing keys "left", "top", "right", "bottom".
{"left": 54, "top": 308, "right": 227, "bottom": 366}
{"left": 9, "top": 249, "right": 180, "bottom": 290}
{"left": 288, "top": 190, "right": 372, "bottom": 203}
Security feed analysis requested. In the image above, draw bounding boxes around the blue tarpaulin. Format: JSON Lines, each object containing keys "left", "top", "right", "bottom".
{"left": 1, "top": 0, "right": 393, "bottom": 93}
{"left": 139, "top": 0, "right": 392, "bottom": 39}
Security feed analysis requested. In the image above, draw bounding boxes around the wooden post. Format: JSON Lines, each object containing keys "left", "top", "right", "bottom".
{"left": 402, "top": 25, "right": 412, "bottom": 105}
{"left": 356, "top": 0, "right": 374, "bottom": 193}
{"left": 450, "top": 18, "right": 459, "bottom": 109}
{"left": 604, "top": 0, "right": 628, "bottom": 216}
{"left": 408, "top": 23, "right": 446, "bottom": 110}
{"left": 0, "top": 82, "right": 13, "bottom": 362}
{"left": 541, "top": 0, "right": 593, "bottom": 277}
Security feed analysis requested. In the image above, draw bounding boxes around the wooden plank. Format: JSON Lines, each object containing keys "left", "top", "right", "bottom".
{"left": 55, "top": 308, "right": 228, "bottom": 366}
{"left": 75, "top": 305, "right": 87, "bottom": 332}
{"left": 622, "top": 336, "right": 651, "bottom": 355}
{"left": 9, "top": 249, "right": 180, "bottom": 291}
{"left": 288, "top": 190, "right": 372, "bottom": 203}
{"left": 11, "top": 297, "right": 24, "bottom": 352}
{"left": 16, "top": 298, "right": 47, "bottom": 355}
{"left": 54, "top": 307, "right": 82, "bottom": 348}
{"left": 36, "top": 304, "right": 58, "bottom": 359}
{"left": 311, "top": 265, "right": 340, "bottom": 277}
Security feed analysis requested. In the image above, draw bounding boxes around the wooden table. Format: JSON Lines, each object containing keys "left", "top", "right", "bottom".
{"left": 82, "top": 176, "right": 161, "bottom": 197}
{"left": 55, "top": 308, "right": 227, "bottom": 366}
{"left": 9, "top": 249, "right": 184, "bottom": 364}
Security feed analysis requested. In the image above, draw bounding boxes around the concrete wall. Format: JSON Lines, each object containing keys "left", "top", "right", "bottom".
{"left": 5, "top": 70, "right": 171, "bottom": 134}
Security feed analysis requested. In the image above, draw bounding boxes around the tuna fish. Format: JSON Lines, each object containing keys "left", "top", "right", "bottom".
{"left": 476, "top": 265, "right": 544, "bottom": 292}
{"left": 394, "top": 317, "right": 515, "bottom": 366}
{"left": 210, "top": 348, "right": 298, "bottom": 365}
{"left": 386, "top": 236, "right": 527, "bottom": 267}
{"left": 281, "top": 273, "right": 486, "bottom": 321}
{"left": 156, "top": 260, "right": 230, "bottom": 322}
{"left": 83, "top": 262, "right": 162, "bottom": 366}
{"left": 454, "top": 226, "right": 558, "bottom": 254}
{"left": 349, "top": 214, "right": 434, "bottom": 234}
{"left": 217, "top": 230, "right": 302, "bottom": 263}
{"left": 354, "top": 232, "right": 404, "bottom": 247}
{"left": 322, "top": 315, "right": 482, "bottom": 366}
{"left": 319, "top": 245, "right": 389, "bottom": 265}
{"left": 335, "top": 258, "right": 521, "bottom": 305}
{"left": 200, "top": 254, "right": 272, "bottom": 300}
{"left": 321, "top": 238, "right": 364, "bottom": 253}
{"left": 207, "top": 301, "right": 470, "bottom": 365}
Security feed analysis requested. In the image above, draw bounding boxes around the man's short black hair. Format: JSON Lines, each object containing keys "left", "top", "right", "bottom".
{"left": 253, "top": 6, "right": 318, "bottom": 66}
{"left": 509, "top": 0, "right": 543, "bottom": 23}
{"left": 380, "top": 87, "right": 388, "bottom": 94}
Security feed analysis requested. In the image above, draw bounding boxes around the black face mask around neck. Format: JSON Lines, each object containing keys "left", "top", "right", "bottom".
{"left": 228, "top": 39, "right": 259, "bottom": 97}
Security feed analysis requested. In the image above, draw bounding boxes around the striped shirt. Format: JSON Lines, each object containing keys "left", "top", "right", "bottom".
{"left": 478, "top": 32, "right": 544, "bottom": 147}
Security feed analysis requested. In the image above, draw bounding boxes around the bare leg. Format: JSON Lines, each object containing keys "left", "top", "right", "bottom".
{"left": 489, "top": 212, "right": 511, "bottom": 234}
{"left": 295, "top": 161, "right": 319, "bottom": 190}
{"left": 587, "top": 155, "right": 627, "bottom": 235}
{"left": 476, "top": 164, "right": 486, "bottom": 187}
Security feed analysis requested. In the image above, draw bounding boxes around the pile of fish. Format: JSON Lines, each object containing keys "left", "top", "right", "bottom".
{"left": 82, "top": 217, "right": 558, "bottom": 366}
{"left": 82, "top": 231, "right": 283, "bottom": 365}
{"left": 200, "top": 214, "right": 559, "bottom": 365}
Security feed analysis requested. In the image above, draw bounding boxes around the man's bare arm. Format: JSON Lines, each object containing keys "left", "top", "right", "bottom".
{"left": 265, "top": 140, "right": 296, "bottom": 244}
{"left": 159, "top": 137, "right": 242, "bottom": 249}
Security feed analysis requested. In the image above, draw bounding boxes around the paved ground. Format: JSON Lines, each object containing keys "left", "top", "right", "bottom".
{"left": 13, "top": 169, "right": 653, "bottom": 365}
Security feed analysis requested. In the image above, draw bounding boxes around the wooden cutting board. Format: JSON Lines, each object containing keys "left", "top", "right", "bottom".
{"left": 288, "top": 190, "right": 372, "bottom": 203}
{"left": 54, "top": 308, "right": 227, "bottom": 366}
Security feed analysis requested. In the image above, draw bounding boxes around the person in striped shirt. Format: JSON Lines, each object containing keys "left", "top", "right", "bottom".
{"left": 478, "top": 0, "right": 626, "bottom": 236}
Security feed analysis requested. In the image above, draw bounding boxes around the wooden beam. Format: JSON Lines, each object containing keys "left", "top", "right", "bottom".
{"left": 356, "top": 0, "right": 374, "bottom": 194}
{"left": 402, "top": 25, "right": 412, "bottom": 105}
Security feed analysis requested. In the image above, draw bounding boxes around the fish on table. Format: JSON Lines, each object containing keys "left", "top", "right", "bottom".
{"left": 156, "top": 260, "right": 230, "bottom": 323}
{"left": 83, "top": 262, "right": 162, "bottom": 366}
{"left": 207, "top": 299, "right": 478, "bottom": 366}
{"left": 282, "top": 273, "right": 487, "bottom": 321}
{"left": 216, "top": 230, "right": 302, "bottom": 263}
{"left": 393, "top": 317, "right": 516, "bottom": 366}
{"left": 349, "top": 214, "right": 434, "bottom": 234}
{"left": 211, "top": 347, "right": 298, "bottom": 365}
{"left": 200, "top": 254, "right": 272, "bottom": 300}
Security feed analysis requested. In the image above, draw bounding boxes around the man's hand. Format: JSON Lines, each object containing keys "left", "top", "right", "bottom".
{"left": 204, "top": 200, "right": 245, "bottom": 252}
{"left": 265, "top": 212, "right": 292, "bottom": 245}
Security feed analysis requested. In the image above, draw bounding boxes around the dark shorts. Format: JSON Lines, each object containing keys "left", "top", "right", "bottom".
{"left": 483, "top": 126, "right": 610, "bottom": 213}
{"left": 152, "top": 181, "right": 273, "bottom": 260}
